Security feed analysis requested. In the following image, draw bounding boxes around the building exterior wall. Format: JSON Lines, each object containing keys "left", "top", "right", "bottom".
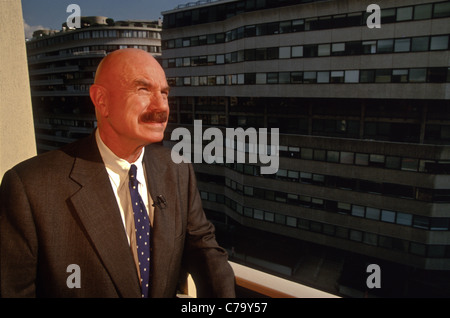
{"left": 161, "top": 0, "right": 450, "bottom": 288}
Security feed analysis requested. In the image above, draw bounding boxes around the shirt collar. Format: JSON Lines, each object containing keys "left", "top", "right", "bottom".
{"left": 95, "top": 130, "right": 146, "bottom": 187}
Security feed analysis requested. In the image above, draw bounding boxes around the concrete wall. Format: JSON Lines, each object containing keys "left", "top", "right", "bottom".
{"left": 0, "top": 0, "right": 36, "bottom": 177}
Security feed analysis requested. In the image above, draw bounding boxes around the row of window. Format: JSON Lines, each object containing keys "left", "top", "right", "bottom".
{"left": 199, "top": 161, "right": 450, "bottom": 203}
{"left": 171, "top": 102, "right": 450, "bottom": 144}
{"left": 279, "top": 146, "right": 450, "bottom": 174}
{"left": 219, "top": 176, "right": 450, "bottom": 231}
{"left": 200, "top": 190, "right": 450, "bottom": 259}
{"left": 163, "top": 1, "right": 450, "bottom": 44}
{"left": 163, "top": 34, "right": 450, "bottom": 68}
{"left": 27, "top": 28, "right": 162, "bottom": 50}
{"left": 29, "top": 45, "right": 161, "bottom": 63}
{"left": 168, "top": 67, "right": 450, "bottom": 87}
{"left": 172, "top": 97, "right": 450, "bottom": 121}
{"left": 231, "top": 142, "right": 450, "bottom": 174}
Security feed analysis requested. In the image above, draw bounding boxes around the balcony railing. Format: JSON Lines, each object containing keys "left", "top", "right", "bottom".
{"left": 181, "top": 261, "right": 339, "bottom": 298}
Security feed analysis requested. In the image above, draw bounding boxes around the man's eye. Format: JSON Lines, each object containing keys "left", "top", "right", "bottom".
{"left": 139, "top": 87, "right": 149, "bottom": 92}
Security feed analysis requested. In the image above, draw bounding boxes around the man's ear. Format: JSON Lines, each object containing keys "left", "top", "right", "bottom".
{"left": 90, "top": 84, "right": 109, "bottom": 117}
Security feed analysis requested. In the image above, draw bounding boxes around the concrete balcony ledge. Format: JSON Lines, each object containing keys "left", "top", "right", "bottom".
{"left": 229, "top": 261, "right": 339, "bottom": 298}
{"left": 181, "top": 261, "right": 339, "bottom": 298}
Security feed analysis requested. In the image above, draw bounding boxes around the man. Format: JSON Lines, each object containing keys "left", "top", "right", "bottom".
{"left": 0, "top": 48, "right": 235, "bottom": 298}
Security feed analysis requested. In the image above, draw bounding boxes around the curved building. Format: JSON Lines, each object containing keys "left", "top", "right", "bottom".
{"left": 162, "top": 0, "right": 450, "bottom": 297}
{"left": 26, "top": 16, "right": 162, "bottom": 153}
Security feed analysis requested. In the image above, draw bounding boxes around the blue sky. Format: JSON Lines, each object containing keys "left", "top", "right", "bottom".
{"left": 22, "top": 0, "right": 192, "bottom": 37}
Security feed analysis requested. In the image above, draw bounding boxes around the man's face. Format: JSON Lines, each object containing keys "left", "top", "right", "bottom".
{"left": 95, "top": 50, "right": 170, "bottom": 150}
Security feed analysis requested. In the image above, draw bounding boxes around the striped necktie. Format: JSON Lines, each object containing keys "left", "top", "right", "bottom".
{"left": 128, "top": 164, "right": 151, "bottom": 298}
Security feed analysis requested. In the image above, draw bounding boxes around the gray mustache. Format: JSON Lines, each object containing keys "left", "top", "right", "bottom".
{"left": 140, "top": 111, "right": 168, "bottom": 123}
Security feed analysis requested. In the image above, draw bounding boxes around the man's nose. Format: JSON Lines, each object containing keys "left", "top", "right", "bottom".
{"left": 150, "top": 92, "right": 169, "bottom": 111}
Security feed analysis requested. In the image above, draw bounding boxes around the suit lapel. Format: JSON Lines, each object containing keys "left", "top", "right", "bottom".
{"left": 67, "top": 134, "right": 141, "bottom": 298}
{"left": 143, "top": 144, "right": 177, "bottom": 297}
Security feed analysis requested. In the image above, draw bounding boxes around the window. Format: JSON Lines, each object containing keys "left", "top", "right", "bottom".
{"left": 301, "top": 148, "right": 313, "bottom": 160}
{"left": 215, "top": 76, "right": 224, "bottom": 85}
{"left": 310, "top": 221, "right": 322, "bottom": 233}
{"left": 363, "top": 232, "right": 378, "bottom": 246}
{"left": 381, "top": 210, "right": 396, "bottom": 223}
{"left": 355, "top": 153, "right": 369, "bottom": 166}
{"left": 401, "top": 158, "right": 418, "bottom": 171}
{"left": 300, "top": 172, "right": 312, "bottom": 184}
{"left": 360, "top": 70, "right": 375, "bottom": 83}
{"left": 267, "top": 73, "right": 278, "bottom": 84}
{"left": 313, "top": 149, "right": 326, "bottom": 161}
{"left": 377, "top": 39, "right": 394, "bottom": 53}
{"left": 256, "top": 73, "right": 266, "bottom": 84}
{"left": 216, "top": 54, "right": 225, "bottom": 64}
{"left": 327, "top": 151, "right": 340, "bottom": 163}
{"left": 394, "top": 38, "right": 411, "bottom": 52}
{"left": 318, "top": 44, "right": 331, "bottom": 56}
{"left": 237, "top": 74, "right": 244, "bottom": 84}
{"left": 428, "top": 245, "right": 446, "bottom": 258}
{"left": 323, "top": 224, "right": 335, "bottom": 236}
{"left": 292, "top": 19, "right": 305, "bottom": 32}
{"left": 287, "top": 171, "right": 299, "bottom": 181}
{"left": 297, "top": 219, "right": 309, "bottom": 230}
{"left": 396, "top": 6, "right": 413, "bottom": 21}
{"left": 335, "top": 227, "right": 348, "bottom": 239}
{"left": 280, "top": 21, "right": 292, "bottom": 33}
{"left": 351, "top": 205, "right": 365, "bottom": 217}
{"left": 279, "top": 72, "right": 290, "bottom": 84}
{"left": 366, "top": 207, "right": 380, "bottom": 220}
{"left": 381, "top": 8, "right": 396, "bottom": 24}
{"left": 279, "top": 47, "right": 291, "bottom": 59}
{"left": 430, "top": 35, "right": 449, "bottom": 50}
{"left": 410, "top": 242, "right": 426, "bottom": 256}
{"left": 369, "top": 154, "right": 385, "bottom": 167}
{"left": 291, "top": 46, "right": 303, "bottom": 57}
{"left": 430, "top": 218, "right": 449, "bottom": 231}
{"left": 345, "top": 70, "right": 359, "bottom": 83}
{"left": 386, "top": 156, "right": 401, "bottom": 169}
{"left": 414, "top": 4, "right": 433, "bottom": 20}
{"left": 331, "top": 71, "right": 344, "bottom": 83}
{"left": 393, "top": 69, "right": 409, "bottom": 83}
{"left": 299, "top": 195, "right": 311, "bottom": 207}
{"left": 411, "top": 36, "right": 429, "bottom": 52}
{"left": 331, "top": 43, "right": 345, "bottom": 56}
{"left": 433, "top": 2, "right": 450, "bottom": 18}
{"left": 291, "top": 72, "right": 303, "bottom": 83}
{"left": 349, "top": 230, "right": 363, "bottom": 242}
{"left": 264, "top": 211, "right": 274, "bottom": 222}
{"left": 362, "top": 41, "right": 377, "bottom": 54}
{"left": 304, "top": 72, "right": 317, "bottom": 84}
{"left": 286, "top": 216, "right": 297, "bottom": 227}
{"left": 396, "top": 213, "right": 412, "bottom": 226}
{"left": 317, "top": 71, "right": 329, "bottom": 83}
{"left": 375, "top": 69, "right": 392, "bottom": 83}
{"left": 303, "top": 45, "right": 317, "bottom": 57}
{"left": 340, "top": 152, "right": 354, "bottom": 164}
{"left": 413, "top": 216, "right": 429, "bottom": 229}
{"left": 275, "top": 214, "right": 286, "bottom": 225}
{"left": 428, "top": 67, "right": 447, "bottom": 83}
{"left": 409, "top": 68, "right": 427, "bottom": 82}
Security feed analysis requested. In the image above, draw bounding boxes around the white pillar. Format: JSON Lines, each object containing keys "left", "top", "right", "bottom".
{"left": 0, "top": 0, "right": 36, "bottom": 177}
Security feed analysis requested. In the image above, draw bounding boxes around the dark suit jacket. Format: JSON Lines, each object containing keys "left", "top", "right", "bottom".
{"left": 0, "top": 133, "right": 235, "bottom": 298}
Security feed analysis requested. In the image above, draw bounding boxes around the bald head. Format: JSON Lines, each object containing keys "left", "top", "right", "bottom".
{"left": 94, "top": 48, "right": 165, "bottom": 88}
{"left": 90, "top": 48, "right": 170, "bottom": 162}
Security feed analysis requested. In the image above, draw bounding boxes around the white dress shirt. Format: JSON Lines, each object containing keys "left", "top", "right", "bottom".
{"left": 95, "top": 130, "right": 154, "bottom": 245}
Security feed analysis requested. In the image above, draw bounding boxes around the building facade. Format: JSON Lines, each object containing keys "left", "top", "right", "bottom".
{"left": 161, "top": 0, "right": 450, "bottom": 296}
{"left": 26, "top": 16, "right": 162, "bottom": 153}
